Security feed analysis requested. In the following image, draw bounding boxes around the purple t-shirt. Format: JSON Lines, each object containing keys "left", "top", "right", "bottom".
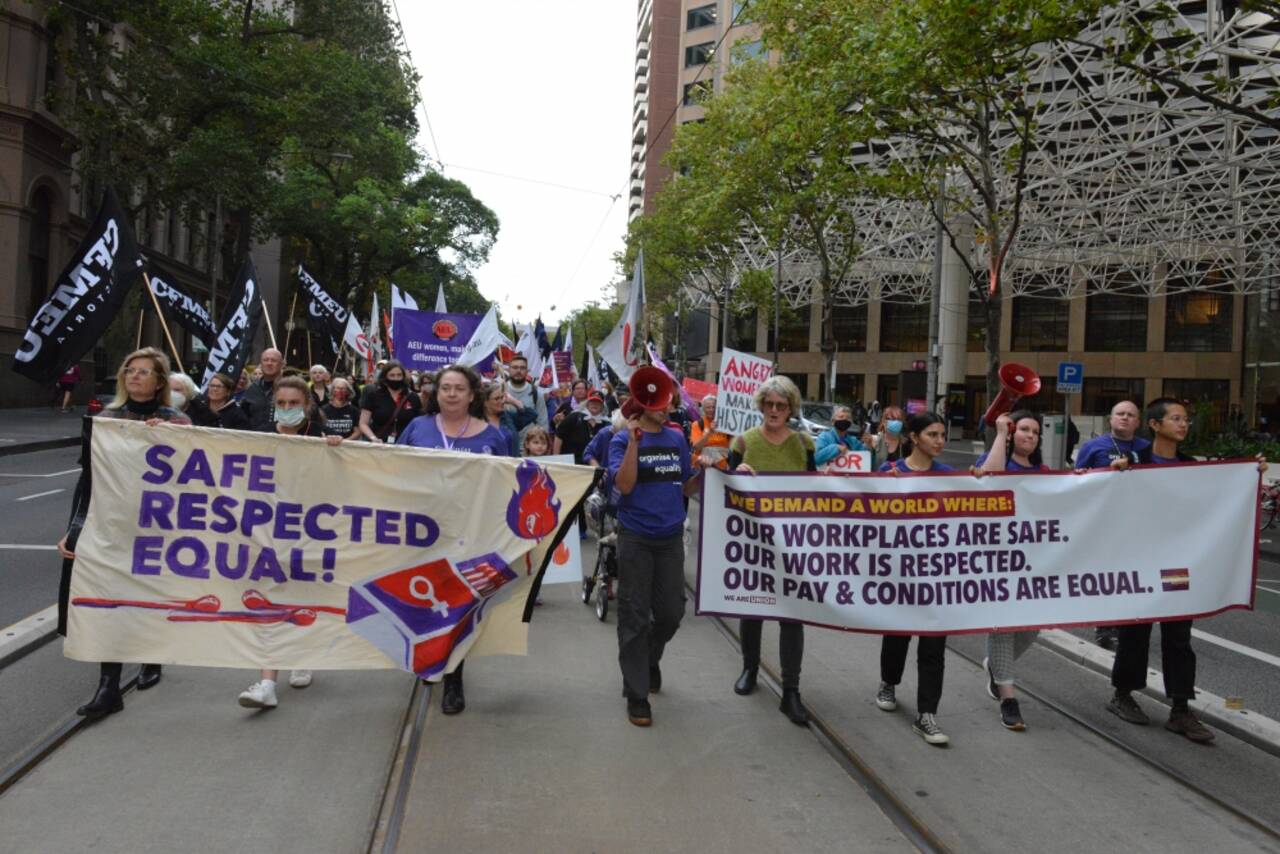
{"left": 608, "top": 426, "right": 692, "bottom": 538}
{"left": 878, "top": 459, "right": 955, "bottom": 473}
{"left": 975, "top": 452, "right": 1049, "bottom": 472}
{"left": 397, "top": 415, "right": 507, "bottom": 456}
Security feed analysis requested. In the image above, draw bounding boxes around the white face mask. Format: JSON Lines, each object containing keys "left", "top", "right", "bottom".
{"left": 169, "top": 391, "right": 187, "bottom": 410}
{"left": 275, "top": 406, "right": 307, "bottom": 428}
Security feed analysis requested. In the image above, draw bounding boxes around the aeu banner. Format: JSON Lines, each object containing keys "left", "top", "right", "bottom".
{"left": 66, "top": 421, "right": 597, "bottom": 678}
{"left": 697, "top": 463, "right": 1259, "bottom": 634}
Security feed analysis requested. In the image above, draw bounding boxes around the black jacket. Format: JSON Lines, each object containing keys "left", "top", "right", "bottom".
{"left": 239, "top": 378, "right": 276, "bottom": 431}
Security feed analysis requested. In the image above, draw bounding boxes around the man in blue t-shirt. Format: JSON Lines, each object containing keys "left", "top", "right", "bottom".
{"left": 1073, "top": 399, "right": 1150, "bottom": 650}
{"left": 607, "top": 376, "right": 706, "bottom": 728}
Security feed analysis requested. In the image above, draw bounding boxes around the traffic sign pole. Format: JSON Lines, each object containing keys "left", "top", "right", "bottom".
{"left": 1057, "top": 362, "right": 1084, "bottom": 469}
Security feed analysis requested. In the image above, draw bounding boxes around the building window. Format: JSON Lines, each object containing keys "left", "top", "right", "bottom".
{"left": 967, "top": 294, "right": 987, "bottom": 352}
{"left": 766, "top": 308, "right": 809, "bottom": 353}
{"left": 732, "top": 1, "right": 751, "bottom": 20}
{"left": 27, "top": 188, "right": 53, "bottom": 321}
{"left": 1011, "top": 296, "right": 1069, "bottom": 351}
{"left": 829, "top": 373, "right": 864, "bottom": 407}
{"left": 732, "top": 40, "right": 765, "bottom": 65}
{"left": 876, "top": 374, "right": 899, "bottom": 408}
{"left": 1082, "top": 377, "right": 1145, "bottom": 417}
{"left": 687, "top": 4, "right": 717, "bottom": 30}
{"left": 832, "top": 304, "right": 867, "bottom": 351}
{"left": 727, "top": 308, "right": 757, "bottom": 352}
{"left": 1163, "top": 378, "right": 1230, "bottom": 432}
{"left": 879, "top": 301, "right": 930, "bottom": 352}
{"left": 1165, "top": 289, "right": 1232, "bottom": 352}
{"left": 685, "top": 41, "right": 715, "bottom": 67}
{"left": 682, "top": 79, "right": 713, "bottom": 106}
{"left": 1085, "top": 286, "right": 1147, "bottom": 352}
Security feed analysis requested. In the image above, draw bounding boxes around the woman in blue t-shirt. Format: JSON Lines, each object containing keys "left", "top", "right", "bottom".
{"left": 974, "top": 410, "right": 1049, "bottom": 733}
{"left": 397, "top": 364, "right": 509, "bottom": 715}
{"left": 875, "top": 411, "right": 954, "bottom": 746}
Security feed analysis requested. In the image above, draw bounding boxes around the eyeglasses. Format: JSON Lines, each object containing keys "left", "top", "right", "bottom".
{"left": 761, "top": 400, "right": 790, "bottom": 411}
{"left": 124, "top": 368, "right": 154, "bottom": 377}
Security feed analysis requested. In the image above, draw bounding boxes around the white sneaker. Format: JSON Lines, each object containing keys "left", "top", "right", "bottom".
{"left": 913, "top": 713, "right": 950, "bottom": 746}
{"left": 238, "top": 680, "right": 278, "bottom": 709}
{"left": 289, "top": 669, "right": 312, "bottom": 689}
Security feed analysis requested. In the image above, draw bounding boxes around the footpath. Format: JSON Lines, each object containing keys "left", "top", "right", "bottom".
{"left": 0, "top": 408, "right": 84, "bottom": 457}
{"left": 2, "top": 522, "right": 1279, "bottom": 851}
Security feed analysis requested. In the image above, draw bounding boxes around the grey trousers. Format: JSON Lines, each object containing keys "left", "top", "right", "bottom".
{"left": 986, "top": 630, "right": 1039, "bottom": 685}
{"left": 616, "top": 526, "right": 686, "bottom": 700}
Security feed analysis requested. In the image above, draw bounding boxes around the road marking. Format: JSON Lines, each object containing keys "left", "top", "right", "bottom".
{"left": 1256, "top": 584, "right": 1280, "bottom": 596}
{"left": 15, "top": 489, "right": 65, "bottom": 502}
{"left": 1191, "top": 628, "right": 1280, "bottom": 669}
{"left": 0, "top": 544, "right": 58, "bottom": 550}
{"left": 0, "top": 468, "right": 79, "bottom": 479}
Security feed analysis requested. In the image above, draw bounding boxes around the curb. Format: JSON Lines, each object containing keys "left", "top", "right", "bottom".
{"left": 0, "top": 437, "right": 80, "bottom": 458}
{"left": 1038, "top": 629, "right": 1280, "bottom": 760}
{"left": 0, "top": 606, "right": 59, "bottom": 669}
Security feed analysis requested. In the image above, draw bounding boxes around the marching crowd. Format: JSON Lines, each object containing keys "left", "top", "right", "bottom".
{"left": 54, "top": 346, "right": 1265, "bottom": 752}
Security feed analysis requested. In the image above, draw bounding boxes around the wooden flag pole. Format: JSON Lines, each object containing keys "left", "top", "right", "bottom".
{"left": 282, "top": 290, "right": 299, "bottom": 361}
{"left": 261, "top": 298, "right": 278, "bottom": 349}
{"left": 332, "top": 342, "right": 344, "bottom": 375}
{"left": 134, "top": 309, "right": 144, "bottom": 350}
{"left": 142, "top": 273, "right": 185, "bottom": 374}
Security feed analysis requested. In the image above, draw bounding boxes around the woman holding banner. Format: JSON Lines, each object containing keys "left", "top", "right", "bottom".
{"left": 975, "top": 411, "right": 1050, "bottom": 732}
{"left": 237, "top": 376, "right": 343, "bottom": 709}
{"left": 57, "top": 347, "right": 192, "bottom": 721}
{"left": 875, "top": 411, "right": 954, "bottom": 746}
{"left": 398, "top": 364, "right": 508, "bottom": 715}
{"left": 729, "top": 376, "right": 817, "bottom": 726}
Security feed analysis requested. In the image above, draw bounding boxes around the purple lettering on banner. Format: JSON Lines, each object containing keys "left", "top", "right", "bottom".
{"left": 343, "top": 505, "right": 373, "bottom": 542}
{"left": 219, "top": 453, "right": 247, "bottom": 487}
{"left": 290, "top": 548, "right": 316, "bottom": 582}
{"left": 240, "top": 498, "right": 273, "bottom": 537}
{"left": 249, "top": 547, "right": 287, "bottom": 583}
{"left": 131, "top": 536, "right": 164, "bottom": 574}
{"left": 405, "top": 513, "right": 439, "bottom": 547}
{"left": 248, "top": 455, "right": 276, "bottom": 494}
{"left": 304, "top": 503, "right": 338, "bottom": 541}
{"left": 215, "top": 542, "right": 250, "bottom": 580}
{"left": 375, "top": 509, "right": 400, "bottom": 545}
{"left": 321, "top": 548, "right": 336, "bottom": 582}
{"left": 176, "top": 492, "right": 209, "bottom": 528}
{"left": 139, "top": 490, "right": 175, "bottom": 530}
{"left": 210, "top": 495, "right": 237, "bottom": 534}
{"left": 273, "top": 501, "right": 304, "bottom": 540}
{"left": 142, "top": 445, "right": 176, "bottom": 484}
{"left": 176, "top": 449, "right": 215, "bottom": 487}
{"left": 166, "top": 536, "right": 210, "bottom": 579}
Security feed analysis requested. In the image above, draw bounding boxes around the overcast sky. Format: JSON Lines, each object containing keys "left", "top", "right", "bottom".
{"left": 397, "top": 2, "right": 635, "bottom": 329}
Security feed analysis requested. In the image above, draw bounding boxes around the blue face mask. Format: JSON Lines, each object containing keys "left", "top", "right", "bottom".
{"left": 886, "top": 420, "right": 903, "bottom": 435}
{"left": 275, "top": 406, "right": 306, "bottom": 428}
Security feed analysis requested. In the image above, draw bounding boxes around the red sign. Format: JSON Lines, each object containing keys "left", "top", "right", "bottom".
{"left": 682, "top": 377, "right": 717, "bottom": 401}
{"left": 432, "top": 319, "right": 458, "bottom": 341}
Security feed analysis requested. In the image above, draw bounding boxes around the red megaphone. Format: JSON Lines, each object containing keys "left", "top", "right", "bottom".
{"left": 982, "top": 362, "right": 1041, "bottom": 426}
{"left": 626, "top": 366, "right": 673, "bottom": 416}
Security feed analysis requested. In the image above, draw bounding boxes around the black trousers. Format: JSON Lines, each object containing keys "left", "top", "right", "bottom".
{"left": 1111, "top": 620, "right": 1195, "bottom": 700}
{"left": 740, "top": 620, "right": 804, "bottom": 690}
{"left": 880, "top": 634, "right": 946, "bottom": 715}
{"left": 616, "top": 527, "right": 686, "bottom": 700}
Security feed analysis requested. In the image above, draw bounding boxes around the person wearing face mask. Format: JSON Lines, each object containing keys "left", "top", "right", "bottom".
{"left": 815, "top": 405, "right": 869, "bottom": 467}
{"left": 875, "top": 411, "right": 955, "bottom": 746}
{"left": 190, "top": 372, "right": 250, "bottom": 430}
{"left": 57, "top": 348, "right": 192, "bottom": 721}
{"left": 237, "top": 376, "right": 342, "bottom": 710}
{"left": 321, "top": 377, "right": 361, "bottom": 439}
{"left": 168, "top": 371, "right": 199, "bottom": 415}
{"left": 866, "top": 406, "right": 906, "bottom": 469}
{"left": 1074, "top": 399, "right": 1149, "bottom": 650}
{"left": 358, "top": 360, "right": 422, "bottom": 443}
{"left": 240, "top": 348, "right": 285, "bottom": 431}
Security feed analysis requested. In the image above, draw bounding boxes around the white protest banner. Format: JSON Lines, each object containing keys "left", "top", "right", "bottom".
{"left": 697, "top": 463, "right": 1259, "bottom": 634}
{"left": 65, "top": 421, "right": 597, "bottom": 678}
{"left": 539, "top": 454, "right": 583, "bottom": 584}
{"left": 820, "top": 451, "right": 873, "bottom": 476}
{"left": 714, "top": 348, "right": 773, "bottom": 436}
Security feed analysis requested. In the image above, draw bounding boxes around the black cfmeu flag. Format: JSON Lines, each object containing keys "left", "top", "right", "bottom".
{"left": 297, "top": 264, "right": 348, "bottom": 354}
{"left": 199, "top": 257, "right": 262, "bottom": 389}
{"left": 13, "top": 187, "right": 144, "bottom": 383}
{"left": 147, "top": 269, "right": 216, "bottom": 345}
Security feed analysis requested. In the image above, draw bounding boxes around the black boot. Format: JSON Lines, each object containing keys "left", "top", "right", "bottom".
{"left": 137, "top": 663, "right": 163, "bottom": 691}
{"left": 441, "top": 671, "right": 466, "bottom": 715}
{"left": 77, "top": 663, "right": 123, "bottom": 720}
{"left": 780, "top": 689, "right": 809, "bottom": 726}
{"left": 733, "top": 666, "right": 758, "bottom": 695}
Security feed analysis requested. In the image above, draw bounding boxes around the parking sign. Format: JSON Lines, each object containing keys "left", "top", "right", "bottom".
{"left": 1057, "top": 361, "right": 1083, "bottom": 394}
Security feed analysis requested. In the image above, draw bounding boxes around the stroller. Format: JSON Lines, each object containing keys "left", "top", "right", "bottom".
{"left": 581, "top": 476, "right": 620, "bottom": 621}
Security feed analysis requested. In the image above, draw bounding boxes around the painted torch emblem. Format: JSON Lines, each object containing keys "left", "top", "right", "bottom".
{"left": 505, "top": 460, "right": 561, "bottom": 539}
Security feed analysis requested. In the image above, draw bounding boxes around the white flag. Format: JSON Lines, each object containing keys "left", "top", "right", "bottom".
{"left": 597, "top": 249, "right": 645, "bottom": 381}
{"left": 586, "top": 343, "right": 600, "bottom": 390}
{"left": 343, "top": 314, "right": 371, "bottom": 364}
{"left": 456, "top": 304, "right": 513, "bottom": 368}
{"left": 434, "top": 284, "right": 448, "bottom": 313}
{"left": 515, "top": 323, "right": 543, "bottom": 382}
{"left": 390, "top": 283, "right": 418, "bottom": 312}
{"left": 366, "top": 293, "right": 382, "bottom": 377}
{"left": 562, "top": 324, "right": 573, "bottom": 354}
